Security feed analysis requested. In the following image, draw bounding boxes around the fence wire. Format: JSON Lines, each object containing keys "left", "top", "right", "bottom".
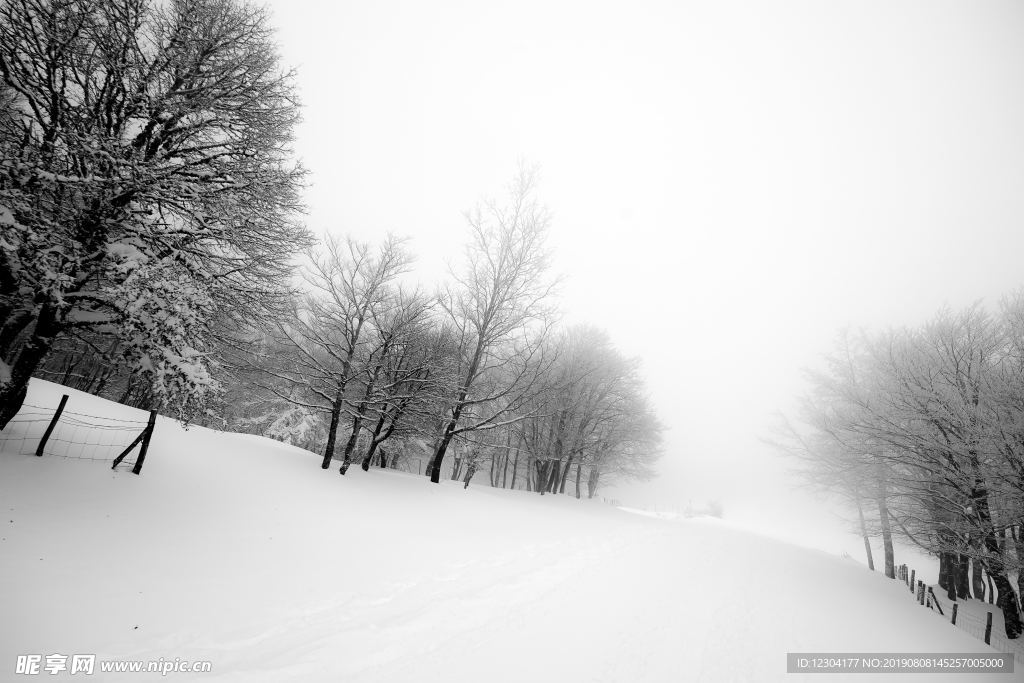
{"left": 0, "top": 399, "right": 147, "bottom": 469}
{"left": 898, "top": 567, "right": 1024, "bottom": 666}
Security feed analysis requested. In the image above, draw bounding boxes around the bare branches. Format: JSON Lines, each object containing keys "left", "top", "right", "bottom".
{"left": 425, "top": 167, "right": 561, "bottom": 483}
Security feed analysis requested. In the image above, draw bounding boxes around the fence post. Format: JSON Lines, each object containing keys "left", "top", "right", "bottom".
{"left": 951, "top": 603, "right": 958, "bottom": 625}
{"left": 929, "top": 587, "right": 944, "bottom": 616}
{"left": 985, "top": 612, "right": 993, "bottom": 645}
{"left": 910, "top": 569, "right": 916, "bottom": 593}
{"left": 36, "top": 394, "right": 68, "bottom": 457}
{"left": 131, "top": 410, "right": 157, "bottom": 475}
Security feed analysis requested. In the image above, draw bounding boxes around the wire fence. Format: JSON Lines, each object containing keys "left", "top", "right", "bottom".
{"left": 897, "top": 563, "right": 1024, "bottom": 666}
{"left": 0, "top": 394, "right": 156, "bottom": 473}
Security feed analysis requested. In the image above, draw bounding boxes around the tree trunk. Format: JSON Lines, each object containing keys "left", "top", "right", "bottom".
{"left": 574, "top": 463, "right": 582, "bottom": 499}
{"left": 0, "top": 308, "right": 33, "bottom": 361}
{"left": 977, "top": 509, "right": 1022, "bottom": 637}
{"left": 855, "top": 495, "right": 875, "bottom": 571}
{"left": 1011, "top": 525, "right": 1024, "bottom": 609}
{"left": 338, "top": 406, "right": 366, "bottom": 475}
{"left": 509, "top": 444, "right": 520, "bottom": 490}
{"left": 938, "top": 535, "right": 956, "bottom": 602}
{"left": 427, "top": 345, "right": 483, "bottom": 484}
{"left": 969, "top": 453, "right": 1021, "bottom": 635}
{"left": 558, "top": 454, "right": 574, "bottom": 494}
{"left": 876, "top": 478, "right": 895, "bottom": 578}
{"left": 955, "top": 553, "right": 971, "bottom": 600}
{"left": 938, "top": 552, "right": 952, "bottom": 591}
{"left": 535, "top": 460, "right": 549, "bottom": 496}
{"left": 361, "top": 413, "right": 388, "bottom": 471}
{"left": 428, "top": 426, "right": 456, "bottom": 484}
{"left": 360, "top": 441, "right": 379, "bottom": 471}
{"left": 320, "top": 390, "right": 344, "bottom": 469}
{"left": 0, "top": 304, "right": 62, "bottom": 430}
{"left": 547, "top": 460, "right": 561, "bottom": 493}
{"left": 972, "top": 557, "right": 987, "bottom": 602}
{"left": 587, "top": 468, "right": 600, "bottom": 499}
{"left": 501, "top": 447, "right": 512, "bottom": 488}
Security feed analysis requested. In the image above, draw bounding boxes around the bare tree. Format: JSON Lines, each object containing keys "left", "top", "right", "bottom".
{"left": 425, "top": 167, "right": 558, "bottom": 484}
{"left": 357, "top": 320, "right": 457, "bottom": 472}
{"left": 336, "top": 286, "right": 436, "bottom": 475}
{"left": 257, "top": 235, "right": 412, "bottom": 469}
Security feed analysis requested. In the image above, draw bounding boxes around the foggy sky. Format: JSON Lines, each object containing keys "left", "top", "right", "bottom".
{"left": 264, "top": 0, "right": 1024, "bottom": 556}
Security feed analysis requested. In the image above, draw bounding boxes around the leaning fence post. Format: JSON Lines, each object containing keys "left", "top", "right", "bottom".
{"left": 36, "top": 394, "right": 68, "bottom": 457}
{"left": 985, "top": 612, "right": 993, "bottom": 645}
{"left": 929, "top": 587, "right": 944, "bottom": 616}
{"left": 951, "top": 603, "right": 958, "bottom": 625}
{"left": 131, "top": 410, "right": 157, "bottom": 475}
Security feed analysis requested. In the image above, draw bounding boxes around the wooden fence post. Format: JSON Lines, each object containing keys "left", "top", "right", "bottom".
{"left": 985, "top": 612, "right": 993, "bottom": 645}
{"left": 36, "top": 394, "right": 68, "bottom": 457}
{"left": 928, "top": 587, "right": 944, "bottom": 615}
{"left": 910, "top": 569, "right": 916, "bottom": 593}
{"left": 951, "top": 603, "right": 958, "bottom": 625}
{"left": 131, "top": 410, "right": 157, "bottom": 475}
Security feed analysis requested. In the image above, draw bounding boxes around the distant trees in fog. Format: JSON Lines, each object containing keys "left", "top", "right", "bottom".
{"left": 776, "top": 297, "right": 1024, "bottom": 639}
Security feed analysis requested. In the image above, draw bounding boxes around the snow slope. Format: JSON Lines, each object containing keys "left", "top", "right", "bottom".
{"left": 1, "top": 379, "right": 1018, "bottom": 682}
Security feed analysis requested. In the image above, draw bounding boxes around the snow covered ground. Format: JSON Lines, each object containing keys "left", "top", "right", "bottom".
{"left": 1, "top": 380, "right": 1019, "bottom": 681}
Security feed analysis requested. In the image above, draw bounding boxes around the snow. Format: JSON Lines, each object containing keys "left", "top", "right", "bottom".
{"left": 1, "top": 379, "right": 1019, "bottom": 682}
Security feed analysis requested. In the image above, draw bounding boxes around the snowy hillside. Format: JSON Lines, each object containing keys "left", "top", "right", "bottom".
{"left": 1, "top": 380, "right": 1016, "bottom": 682}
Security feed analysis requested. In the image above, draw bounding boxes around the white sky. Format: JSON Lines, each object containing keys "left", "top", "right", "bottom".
{"left": 264, "top": 0, "right": 1024, "bottom": 556}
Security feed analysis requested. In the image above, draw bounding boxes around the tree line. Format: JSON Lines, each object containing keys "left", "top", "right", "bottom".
{"left": 775, "top": 296, "right": 1024, "bottom": 639}
{"left": 0, "top": 0, "right": 663, "bottom": 501}
{"left": 215, "top": 168, "right": 661, "bottom": 499}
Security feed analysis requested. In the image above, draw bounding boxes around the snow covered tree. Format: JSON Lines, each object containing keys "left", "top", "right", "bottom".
{"left": 0, "top": 0, "right": 308, "bottom": 426}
